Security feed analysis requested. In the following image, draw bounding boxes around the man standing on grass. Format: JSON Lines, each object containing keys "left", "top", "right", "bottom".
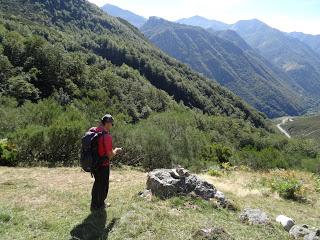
{"left": 90, "top": 114, "right": 122, "bottom": 211}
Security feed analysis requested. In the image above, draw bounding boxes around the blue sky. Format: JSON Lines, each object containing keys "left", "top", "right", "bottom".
{"left": 88, "top": 0, "right": 320, "bottom": 35}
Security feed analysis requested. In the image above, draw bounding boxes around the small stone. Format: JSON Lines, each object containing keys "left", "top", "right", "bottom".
{"left": 170, "top": 169, "right": 180, "bottom": 179}
{"left": 276, "top": 215, "right": 295, "bottom": 231}
{"left": 138, "top": 189, "right": 152, "bottom": 200}
{"left": 239, "top": 208, "right": 270, "bottom": 225}
{"left": 193, "top": 227, "right": 234, "bottom": 240}
{"left": 176, "top": 167, "right": 190, "bottom": 177}
{"left": 214, "top": 191, "right": 225, "bottom": 201}
{"left": 289, "top": 225, "right": 312, "bottom": 239}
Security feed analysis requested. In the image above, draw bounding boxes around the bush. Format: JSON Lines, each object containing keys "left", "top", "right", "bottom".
{"left": 262, "top": 170, "right": 306, "bottom": 201}
{"left": 113, "top": 122, "right": 173, "bottom": 170}
{"left": 9, "top": 125, "right": 46, "bottom": 165}
{"left": 7, "top": 100, "right": 88, "bottom": 166}
{"left": 201, "top": 143, "right": 233, "bottom": 165}
{"left": 207, "top": 166, "right": 223, "bottom": 177}
{"left": 235, "top": 146, "right": 289, "bottom": 170}
{"left": 0, "top": 139, "right": 17, "bottom": 166}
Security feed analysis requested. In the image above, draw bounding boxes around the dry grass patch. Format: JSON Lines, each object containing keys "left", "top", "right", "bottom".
{"left": 0, "top": 166, "right": 319, "bottom": 240}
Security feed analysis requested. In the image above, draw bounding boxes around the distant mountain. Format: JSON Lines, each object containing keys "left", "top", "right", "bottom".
{"left": 101, "top": 3, "right": 146, "bottom": 28}
{"left": 141, "top": 17, "right": 308, "bottom": 117}
{"left": 230, "top": 19, "right": 320, "bottom": 99}
{"left": 289, "top": 32, "right": 320, "bottom": 56}
{"left": 177, "top": 16, "right": 229, "bottom": 30}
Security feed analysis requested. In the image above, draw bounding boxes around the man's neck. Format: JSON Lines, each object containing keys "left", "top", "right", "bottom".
{"left": 99, "top": 124, "right": 109, "bottom": 133}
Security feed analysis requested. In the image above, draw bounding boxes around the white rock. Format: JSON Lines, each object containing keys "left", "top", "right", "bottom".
{"left": 276, "top": 215, "right": 295, "bottom": 232}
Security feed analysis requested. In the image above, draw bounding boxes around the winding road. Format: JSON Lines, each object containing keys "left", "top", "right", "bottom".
{"left": 276, "top": 117, "right": 292, "bottom": 138}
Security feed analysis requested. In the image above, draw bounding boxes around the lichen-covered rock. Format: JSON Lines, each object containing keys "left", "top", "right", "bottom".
{"left": 193, "top": 227, "right": 234, "bottom": 240}
{"left": 185, "top": 175, "right": 200, "bottom": 192}
{"left": 146, "top": 169, "right": 182, "bottom": 199}
{"left": 289, "top": 225, "right": 313, "bottom": 239}
{"left": 304, "top": 230, "right": 320, "bottom": 240}
{"left": 146, "top": 168, "right": 218, "bottom": 201}
{"left": 194, "top": 180, "right": 217, "bottom": 200}
{"left": 239, "top": 208, "right": 270, "bottom": 225}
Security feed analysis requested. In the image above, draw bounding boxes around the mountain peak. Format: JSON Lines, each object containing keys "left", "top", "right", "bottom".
{"left": 101, "top": 3, "right": 146, "bottom": 28}
{"left": 233, "top": 19, "right": 269, "bottom": 28}
{"left": 176, "top": 16, "right": 229, "bottom": 30}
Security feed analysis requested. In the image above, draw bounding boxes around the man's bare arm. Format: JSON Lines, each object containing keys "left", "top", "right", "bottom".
{"left": 107, "top": 148, "right": 122, "bottom": 160}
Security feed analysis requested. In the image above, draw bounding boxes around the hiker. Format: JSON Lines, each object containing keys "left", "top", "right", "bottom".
{"left": 89, "top": 114, "right": 122, "bottom": 211}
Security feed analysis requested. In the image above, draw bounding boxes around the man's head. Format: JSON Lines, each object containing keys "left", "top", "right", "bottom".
{"left": 101, "top": 114, "right": 114, "bottom": 130}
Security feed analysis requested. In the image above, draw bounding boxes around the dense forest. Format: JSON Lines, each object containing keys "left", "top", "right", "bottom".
{"left": 0, "top": 0, "right": 319, "bottom": 173}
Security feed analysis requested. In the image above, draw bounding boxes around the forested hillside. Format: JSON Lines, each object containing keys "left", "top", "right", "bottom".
{"left": 230, "top": 19, "right": 320, "bottom": 99}
{"left": 0, "top": 0, "right": 319, "bottom": 173}
{"left": 289, "top": 32, "right": 320, "bottom": 56}
{"left": 141, "top": 18, "right": 308, "bottom": 118}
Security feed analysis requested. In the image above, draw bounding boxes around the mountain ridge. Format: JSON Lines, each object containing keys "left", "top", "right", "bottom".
{"left": 141, "top": 17, "right": 309, "bottom": 117}
{"left": 0, "top": 0, "right": 266, "bottom": 128}
{"left": 101, "top": 3, "right": 147, "bottom": 28}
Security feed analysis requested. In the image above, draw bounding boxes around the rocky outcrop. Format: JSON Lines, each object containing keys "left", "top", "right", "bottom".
{"left": 239, "top": 208, "right": 270, "bottom": 225}
{"left": 144, "top": 167, "right": 235, "bottom": 208}
{"left": 146, "top": 168, "right": 217, "bottom": 199}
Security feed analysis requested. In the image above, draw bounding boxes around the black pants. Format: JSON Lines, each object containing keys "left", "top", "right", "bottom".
{"left": 91, "top": 166, "right": 110, "bottom": 209}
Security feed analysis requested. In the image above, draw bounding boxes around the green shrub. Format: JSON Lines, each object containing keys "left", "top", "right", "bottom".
{"left": 113, "top": 122, "right": 173, "bottom": 170}
{"left": 201, "top": 143, "right": 233, "bottom": 165}
{"left": 7, "top": 101, "right": 88, "bottom": 166}
{"left": 270, "top": 177, "right": 303, "bottom": 200}
{"left": 9, "top": 125, "right": 47, "bottom": 165}
{"left": 0, "top": 139, "right": 17, "bottom": 166}
{"left": 0, "top": 211, "right": 11, "bottom": 223}
{"left": 45, "top": 116, "right": 86, "bottom": 166}
{"left": 207, "top": 166, "right": 223, "bottom": 177}
{"left": 236, "top": 146, "right": 289, "bottom": 170}
{"left": 261, "top": 170, "right": 306, "bottom": 201}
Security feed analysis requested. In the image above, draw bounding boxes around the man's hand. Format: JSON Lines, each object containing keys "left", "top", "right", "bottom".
{"left": 113, "top": 147, "right": 123, "bottom": 155}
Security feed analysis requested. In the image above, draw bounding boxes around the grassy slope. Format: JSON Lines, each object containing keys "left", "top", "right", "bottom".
{"left": 283, "top": 115, "right": 320, "bottom": 140}
{"left": 0, "top": 167, "right": 319, "bottom": 240}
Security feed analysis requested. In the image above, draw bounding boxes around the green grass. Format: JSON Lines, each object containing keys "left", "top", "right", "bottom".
{"left": 282, "top": 114, "right": 320, "bottom": 140}
{"left": 0, "top": 167, "right": 319, "bottom": 239}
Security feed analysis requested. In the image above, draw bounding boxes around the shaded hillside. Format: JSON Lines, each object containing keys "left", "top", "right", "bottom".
{"left": 289, "top": 32, "right": 320, "bottom": 56}
{"left": 141, "top": 18, "right": 307, "bottom": 118}
{"left": 230, "top": 19, "right": 320, "bottom": 99}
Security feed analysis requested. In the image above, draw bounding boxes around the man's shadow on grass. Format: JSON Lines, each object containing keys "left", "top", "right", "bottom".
{"left": 70, "top": 209, "right": 118, "bottom": 240}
